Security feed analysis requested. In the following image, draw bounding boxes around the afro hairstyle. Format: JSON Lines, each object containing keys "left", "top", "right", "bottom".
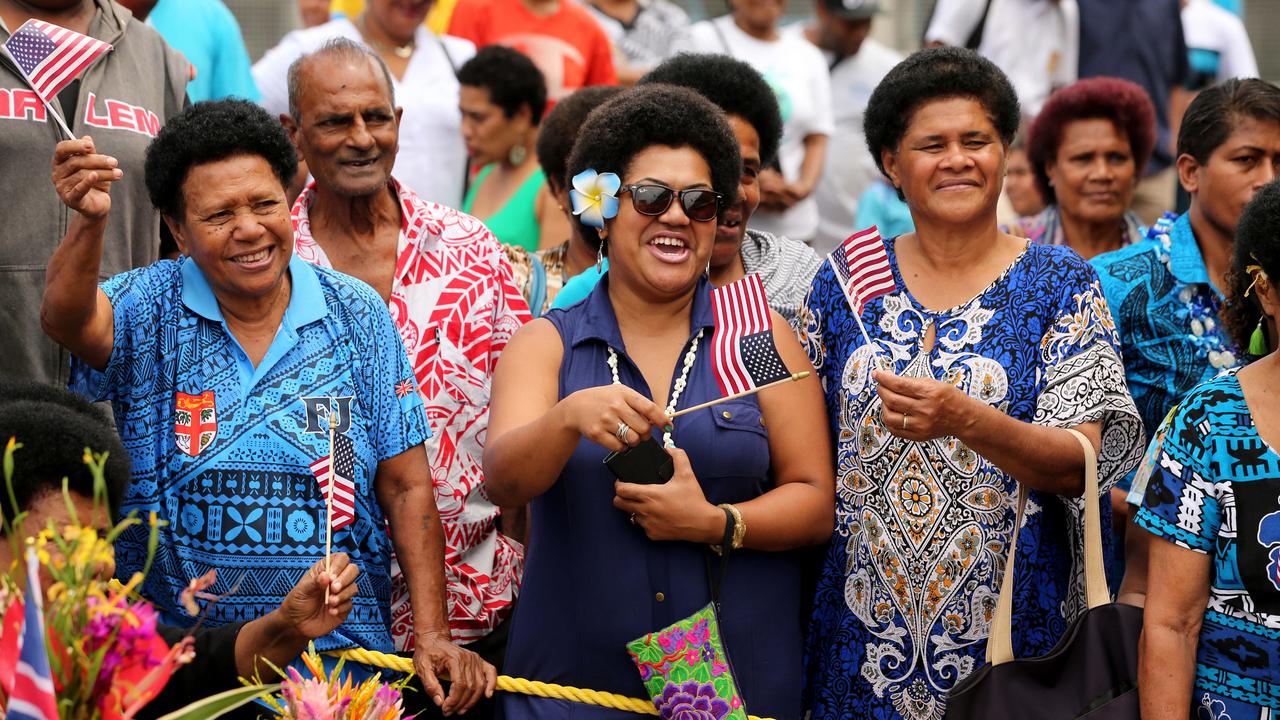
{"left": 1027, "top": 77, "right": 1156, "bottom": 201}
{"left": 1223, "top": 179, "right": 1280, "bottom": 354}
{"left": 864, "top": 47, "right": 1020, "bottom": 194}
{"left": 537, "top": 85, "right": 625, "bottom": 193}
{"left": 637, "top": 53, "right": 783, "bottom": 168}
{"left": 566, "top": 84, "right": 741, "bottom": 240}
{"left": 144, "top": 99, "right": 298, "bottom": 219}
{"left": 0, "top": 381, "right": 130, "bottom": 532}
{"left": 457, "top": 45, "right": 548, "bottom": 125}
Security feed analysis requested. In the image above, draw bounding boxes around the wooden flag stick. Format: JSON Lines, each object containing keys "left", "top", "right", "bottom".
{"left": 324, "top": 406, "right": 337, "bottom": 604}
{"left": 670, "top": 371, "right": 810, "bottom": 418}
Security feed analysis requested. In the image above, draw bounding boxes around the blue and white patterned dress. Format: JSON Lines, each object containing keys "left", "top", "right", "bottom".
{"left": 800, "top": 238, "right": 1144, "bottom": 719}
{"left": 1135, "top": 372, "right": 1280, "bottom": 719}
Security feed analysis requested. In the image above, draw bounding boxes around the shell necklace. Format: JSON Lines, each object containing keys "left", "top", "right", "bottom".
{"left": 357, "top": 14, "right": 415, "bottom": 59}
{"left": 607, "top": 328, "right": 704, "bottom": 447}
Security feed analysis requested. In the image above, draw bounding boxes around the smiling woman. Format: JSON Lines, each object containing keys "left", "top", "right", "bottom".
{"left": 483, "top": 84, "right": 836, "bottom": 720}
{"left": 38, "top": 99, "right": 490, "bottom": 705}
{"left": 801, "top": 48, "right": 1144, "bottom": 719}
{"left": 1020, "top": 77, "right": 1157, "bottom": 260}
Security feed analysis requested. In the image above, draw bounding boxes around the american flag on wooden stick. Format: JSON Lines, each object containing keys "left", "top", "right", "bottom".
{"left": 309, "top": 433, "right": 356, "bottom": 531}
{"left": 3, "top": 19, "right": 111, "bottom": 103}
{"left": 830, "top": 225, "right": 896, "bottom": 313}
{"left": 710, "top": 273, "right": 790, "bottom": 396}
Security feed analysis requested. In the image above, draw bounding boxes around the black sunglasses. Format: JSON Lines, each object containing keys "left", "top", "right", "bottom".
{"left": 620, "top": 184, "right": 723, "bottom": 222}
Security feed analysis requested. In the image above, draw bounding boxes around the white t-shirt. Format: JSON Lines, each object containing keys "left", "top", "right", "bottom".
{"left": 925, "top": 0, "right": 1078, "bottom": 117}
{"left": 675, "top": 16, "right": 834, "bottom": 242}
{"left": 1181, "top": 0, "right": 1258, "bottom": 83}
{"left": 809, "top": 37, "right": 902, "bottom": 255}
{"left": 252, "top": 18, "right": 475, "bottom": 209}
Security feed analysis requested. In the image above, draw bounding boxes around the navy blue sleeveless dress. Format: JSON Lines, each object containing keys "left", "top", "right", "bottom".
{"left": 498, "top": 275, "right": 805, "bottom": 719}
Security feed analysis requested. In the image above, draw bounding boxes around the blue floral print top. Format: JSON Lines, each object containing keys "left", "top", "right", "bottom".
{"left": 799, "top": 239, "right": 1143, "bottom": 720}
{"left": 1093, "top": 212, "right": 1243, "bottom": 479}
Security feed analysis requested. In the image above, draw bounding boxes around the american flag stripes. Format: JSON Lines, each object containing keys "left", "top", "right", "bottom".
{"left": 710, "top": 273, "right": 791, "bottom": 397}
{"left": 6, "top": 548, "right": 59, "bottom": 720}
{"left": 309, "top": 433, "right": 357, "bottom": 532}
{"left": 830, "top": 226, "right": 896, "bottom": 313}
{"left": 4, "top": 19, "right": 112, "bottom": 103}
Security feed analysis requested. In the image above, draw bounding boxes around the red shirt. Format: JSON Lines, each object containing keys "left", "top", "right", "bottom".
{"left": 449, "top": 0, "right": 617, "bottom": 103}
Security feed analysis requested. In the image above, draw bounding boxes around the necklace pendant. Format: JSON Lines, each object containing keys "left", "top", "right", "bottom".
{"left": 394, "top": 45, "right": 413, "bottom": 59}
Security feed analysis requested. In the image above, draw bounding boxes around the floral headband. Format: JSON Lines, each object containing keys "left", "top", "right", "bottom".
{"left": 1244, "top": 253, "right": 1271, "bottom": 298}
{"left": 569, "top": 169, "right": 620, "bottom": 229}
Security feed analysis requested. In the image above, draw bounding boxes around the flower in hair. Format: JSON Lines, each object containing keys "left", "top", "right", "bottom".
{"left": 569, "top": 169, "right": 620, "bottom": 229}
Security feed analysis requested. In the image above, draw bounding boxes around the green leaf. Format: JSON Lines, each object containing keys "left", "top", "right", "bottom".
{"left": 154, "top": 683, "right": 280, "bottom": 720}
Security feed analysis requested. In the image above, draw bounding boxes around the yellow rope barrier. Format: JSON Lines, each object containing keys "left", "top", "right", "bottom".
{"left": 329, "top": 647, "right": 776, "bottom": 720}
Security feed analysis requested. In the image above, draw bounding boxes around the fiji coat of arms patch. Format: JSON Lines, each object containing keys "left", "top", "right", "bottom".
{"left": 175, "top": 390, "right": 217, "bottom": 456}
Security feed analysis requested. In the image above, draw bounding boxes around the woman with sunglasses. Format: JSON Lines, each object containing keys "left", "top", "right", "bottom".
{"left": 484, "top": 85, "right": 835, "bottom": 720}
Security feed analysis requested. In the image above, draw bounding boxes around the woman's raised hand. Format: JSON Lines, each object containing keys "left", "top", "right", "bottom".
{"left": 560, "top": 384, "right": 672, "bottom": 452}
{"left": 874, "top": 370, "right": 979, "bottom": 442}
{"left": 613, "top": 447, "right": 722, "bottom": 544}
{"left": 51, "top": 136, "right": 122, "bottom": 221}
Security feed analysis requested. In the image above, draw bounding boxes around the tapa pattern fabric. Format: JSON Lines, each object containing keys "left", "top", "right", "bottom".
{"left": 1134, "top": 372, "right": 1280, "bottom": 717}
{"left": 800, "top": 240, "right": 1143, "bottom": 720}
{"left": 294, "top": 179, "right": 530, "bottom": 645}
{"left": 70, "top": 258, "right": 428, "bottom": 654}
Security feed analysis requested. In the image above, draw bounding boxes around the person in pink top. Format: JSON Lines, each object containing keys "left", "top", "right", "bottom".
{"left": 448, "top": 0, "right": 617, "bottom": 104}
{"left": 282, "top": 38, "right": 531, "bottom": 718}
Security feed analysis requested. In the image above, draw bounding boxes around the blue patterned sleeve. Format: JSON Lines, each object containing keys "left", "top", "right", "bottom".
{"left": 347, "top": 284, "right": 431, "bottom": 462}
{"left": 1033, "top": 250, "right": 1145, "bottom": 489}
{"left": 69, "top": 263, "right": 175, "bottom": 403}
{"left": 1133, "top": 397, "right": 1219, "bottom": 554}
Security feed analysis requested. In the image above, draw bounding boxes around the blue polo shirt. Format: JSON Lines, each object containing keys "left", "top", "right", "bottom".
{"left": 1092, "top": 212, "right": 1241, "bottom": 490}
{"left": 71, "top": 255, "right": 429, "bottom": 653}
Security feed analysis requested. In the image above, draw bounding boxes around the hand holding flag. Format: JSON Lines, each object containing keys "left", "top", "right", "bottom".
{"left": 3, "top": 19, "right": 112, "bottom": 139}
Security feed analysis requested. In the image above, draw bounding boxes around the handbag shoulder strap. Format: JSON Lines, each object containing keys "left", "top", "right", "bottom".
{"left": 986, "top": 427, "right": 1108, "bottom": 665}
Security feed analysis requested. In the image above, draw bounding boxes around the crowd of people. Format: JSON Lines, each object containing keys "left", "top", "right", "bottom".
{"left": 0, "top": 0, "right": 1277, "bottom": 719}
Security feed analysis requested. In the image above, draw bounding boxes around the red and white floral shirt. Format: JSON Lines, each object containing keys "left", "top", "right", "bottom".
{"left": 292, "top": 178, "right": 530, "bottom": 645}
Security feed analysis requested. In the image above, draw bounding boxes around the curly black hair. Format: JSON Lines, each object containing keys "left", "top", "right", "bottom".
{"left": 536, "top": 85, "right": 625, "bottom": 193}
{"left": 1223, "top": 179, "right": 1280, "bottom": 355}
{"left": 0, "top": 382, "right": 130, "bottom": 531}
{"left": 637, "top": 53, "right": 783, "bottom": 168}
{"left": 145, "top": 99, "right": 298, "bottom": 219}
{"left": 457, "top": 45, "right": 548, "bottom": 125}
{"left": 864, "top": 47, "right": 1020, "bottom": 196}
{"left": 567, "top": 84, "right": 741, "bottom": 239}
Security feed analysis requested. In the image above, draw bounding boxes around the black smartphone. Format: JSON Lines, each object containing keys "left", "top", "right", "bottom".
{"left": 603, "top": 437, "right": 675, "bottom": 485}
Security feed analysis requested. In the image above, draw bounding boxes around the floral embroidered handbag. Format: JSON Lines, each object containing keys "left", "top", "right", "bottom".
{"left": 625, "top": 518, "right": 748, "bottom": 720}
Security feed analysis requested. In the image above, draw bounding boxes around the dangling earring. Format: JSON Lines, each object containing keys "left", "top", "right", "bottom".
{"left": 705, "top": 256, "right": 712, "bottom": 276}
{"left": 1248, "top": 319, "right": 1269, "bottom": 356}
{"left": 508, "top": 143, "right": 527, "bottom": 166}
{"left": 596, "top": 238, "right": 605, "bottom": 273}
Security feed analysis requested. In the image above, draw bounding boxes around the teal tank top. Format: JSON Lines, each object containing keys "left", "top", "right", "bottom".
{"left": 462, "top": 164, "right": 545, "bottom": 251}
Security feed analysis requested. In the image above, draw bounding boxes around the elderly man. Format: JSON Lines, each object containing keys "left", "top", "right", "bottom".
{"left": 280, "top": 38, "right": 530, "bottom": 711}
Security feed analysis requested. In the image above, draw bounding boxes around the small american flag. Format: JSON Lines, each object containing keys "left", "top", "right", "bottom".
{"left": 710, "top": 273, "right": 790, "bottom": 396}
{"left": 830, "top": 226, "right": 896, "bottom": 313}
{"left": 309, "top": 433, "right": 357, "bottom": 531}
{"left": 6, "top": 549, "right": 59, "bottom": 720}
{"left": 4, "top": 19, "right": 111, "bottom": 103}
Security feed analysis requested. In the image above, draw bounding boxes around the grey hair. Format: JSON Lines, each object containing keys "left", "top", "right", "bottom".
{"left": 286, "top": 37, "right": 397, "bottom": 123}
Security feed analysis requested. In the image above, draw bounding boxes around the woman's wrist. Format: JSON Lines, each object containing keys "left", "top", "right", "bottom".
{"left": 694, "top": 501, "right": 727, "bottom": 545}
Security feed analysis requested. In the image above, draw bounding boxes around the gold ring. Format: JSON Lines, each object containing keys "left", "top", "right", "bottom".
{"left": 902, "top": 414, "right": 909, "bottom": 431}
